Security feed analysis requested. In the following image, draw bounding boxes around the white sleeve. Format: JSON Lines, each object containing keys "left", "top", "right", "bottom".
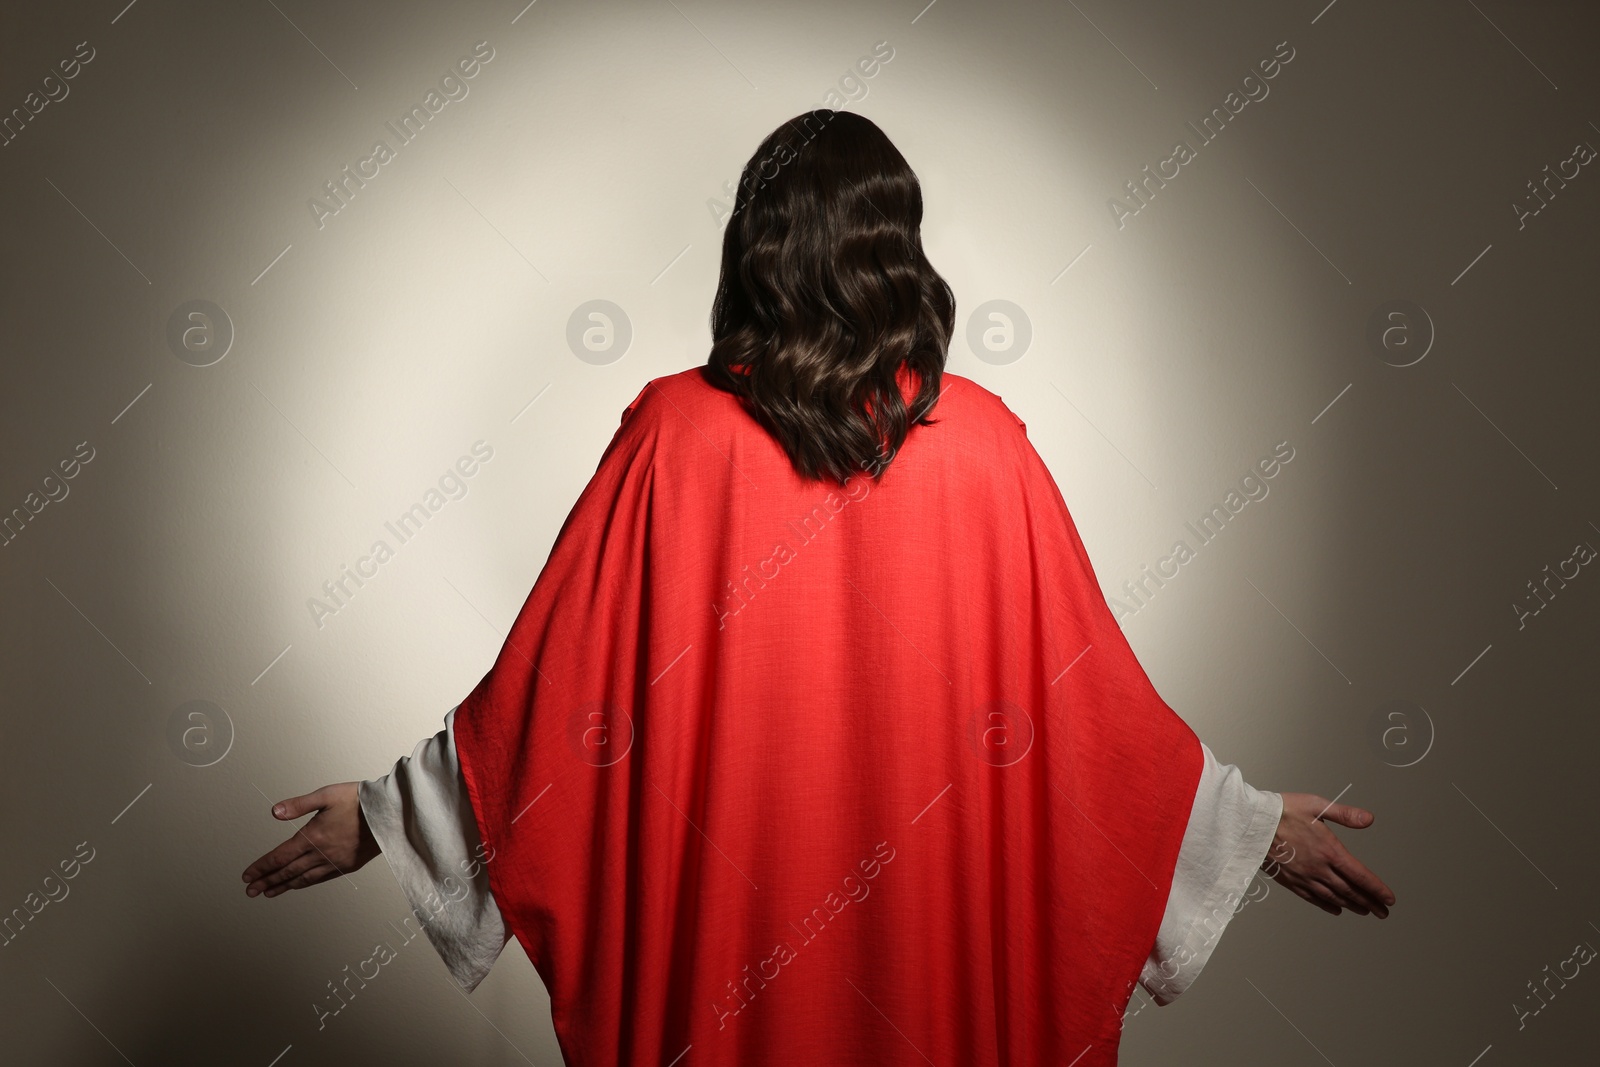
{"left": 357, "top": 705, "right": 512, "bottom": 992}
{"left": 1138, "top": 741, "right": 1282, "bottom": 1005}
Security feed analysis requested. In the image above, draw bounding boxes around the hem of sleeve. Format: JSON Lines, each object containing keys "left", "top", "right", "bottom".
{"left": 1141, "top": 786, "right": 1283, "bottom": 1006}
{"left": 357, "top": 712, "right": 509, "bottom": 993}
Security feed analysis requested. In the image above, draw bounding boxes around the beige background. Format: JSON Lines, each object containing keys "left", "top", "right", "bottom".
{"left": 2, "top": 0, "right": 1597, "bottom": 1063}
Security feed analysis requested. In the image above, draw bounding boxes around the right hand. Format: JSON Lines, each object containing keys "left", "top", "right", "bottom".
{"left": 1262, "top": 792, "right": 1395, "bottom": 919}
{"left": 241, "top": 782, "right": 381, "bottom": 898}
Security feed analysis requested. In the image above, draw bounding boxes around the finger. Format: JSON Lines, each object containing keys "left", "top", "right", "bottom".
{"left": 1315, "top": 871, "right": 1373, "bottom": 916}
{"left": 243, "top": 841, "right": 297, "bottom": 883}
{"left": 272, "top": 787, "right": 333, "bottom": 821}
{"left": 265, "top": 864, "right": 336, "bottom": 896}
{"left": 264, "top": 866, "right": 331, "bottom": 896}
{"left": 242, "top": 843, "right": 285, "bottom": 882}
{"left": 288, "top": 864, "right": 341, "bottom": 890}
{"left": 1334, "top": 877, "right": 1387, "bottom": 917}
{"left": 1320, "top": 803, "right": 1375, "bottom": 830}
{"left": 249, "top": 850, "right": 327, "bottom": 896}
{"left": 1332, "top": 853, "right": 1396, "bottom": 910}
{"left": 244, "top": 842, "right": 314, "bottom": 896}
{"left": 1328, "top": 867, "right": 1388, "bottom": 917}
{"left": 1286, "top": 876, "right": 1337, "bottom": 908}
{"left": 1309, "top": 883, "right": 1343, "bottom": 915}
{"left": 242, "top": 834, "right": 313, "bottom": 884}
{"left": 1294, "top": 884, "right": 1341, "bottom": 916}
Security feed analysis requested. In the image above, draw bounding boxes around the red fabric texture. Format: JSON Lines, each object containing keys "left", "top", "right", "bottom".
{"left": 452, "top": 365, "right": 1202, "bottom": 1066}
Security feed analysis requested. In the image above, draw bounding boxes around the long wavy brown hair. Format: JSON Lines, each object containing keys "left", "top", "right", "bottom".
{"left": 704, "top": 110, "right": 956, "bottom": 485}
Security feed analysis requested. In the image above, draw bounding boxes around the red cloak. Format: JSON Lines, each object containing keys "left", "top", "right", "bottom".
{"left": 453, "top": 365, "right": 1202, "bottom": 1066}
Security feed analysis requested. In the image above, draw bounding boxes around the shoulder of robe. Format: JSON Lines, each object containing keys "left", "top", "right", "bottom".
{"left": 936, "top": 372, "right": 1030, "bottom": 437}
{"left": 617, "top": 367, "right": 734, "bottom": 431}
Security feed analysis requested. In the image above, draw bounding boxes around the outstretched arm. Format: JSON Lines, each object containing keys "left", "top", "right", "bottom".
{"left": 1264, "top": 792, "right": 1394, "bottom": 918}
{"left": 240, "top": 709, "right": 511, "bottom": 991}
{"left": 1138, "top": 754, "right": 1397, "bottom": 1006}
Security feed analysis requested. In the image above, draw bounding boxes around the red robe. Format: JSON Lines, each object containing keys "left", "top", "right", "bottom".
{"left": 453, "top": 365, "right": 1202, "bottom": 1066}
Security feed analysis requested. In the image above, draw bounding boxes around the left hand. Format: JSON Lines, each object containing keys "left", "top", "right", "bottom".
{"left": 242, "top": 782, "right": 380, "bottom": 898}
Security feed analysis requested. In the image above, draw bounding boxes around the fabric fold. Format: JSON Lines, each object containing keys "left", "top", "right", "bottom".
{"left": 1138, "top": 742, "right": 1282, "bottom": 1005}
{"left": 363, "top": 720, "right": 1281, "bottom": 1009}
{"left": 446, "top": 366, "right": 1210, "bottom": 1065}
{"left": 357, "top": 705, "right": 511, "bottom": 993}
